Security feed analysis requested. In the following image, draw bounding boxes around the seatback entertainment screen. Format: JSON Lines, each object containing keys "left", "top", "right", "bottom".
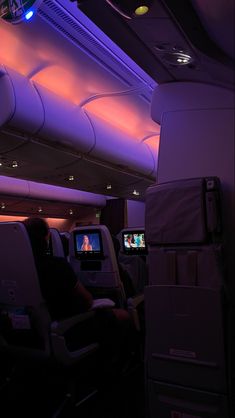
{"left": 74, "top": 230, "right": 103, "bottom": 259}
{"left": 122, "top": 231, "right": 147, "bottom": 255}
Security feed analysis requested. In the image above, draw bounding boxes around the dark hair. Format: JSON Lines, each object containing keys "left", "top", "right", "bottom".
{"left": 23, "top": 217, "right": 49, "bottom": 257}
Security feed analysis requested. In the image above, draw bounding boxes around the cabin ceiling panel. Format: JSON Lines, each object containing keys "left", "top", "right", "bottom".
{"left": 0, "top": 131, "right": 27, "bottom": 154}
{"left": 0, "top": 132, "right": 80, "bottom": 177}
{"left": 79, "top": 0, "right": 234, "bottom": 89}
{"left": 35, "top": 157, "right": 154, "bottom": 200}
{"left": 0, "top": 131, "right": 154, "bottom": 201}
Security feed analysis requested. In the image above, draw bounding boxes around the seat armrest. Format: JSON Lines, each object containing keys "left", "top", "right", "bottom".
{"left": 127, "top": 294, "right": 144, "bottom": 309}
{"left": 91, "top": 298, "right": 115, "bottom": 310}
{"left": 51, "top": 311, "right": 95, "bottom": 335}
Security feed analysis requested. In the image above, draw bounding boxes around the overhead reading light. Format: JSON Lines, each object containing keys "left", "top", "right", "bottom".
{"left": 68, "top": 175, "right": 74, "bottom": 181}
{"left": 1, "top": 202, "right": 5, "bottom": 210}
{"left": 0, "top": 162, "right": 2, "bottom": 166}
{"left": 162, "top": 52, "right": 193, "bottom": 66}
{"left": 12, "top": 161, "right": 18, "bottom": 168}
{"left": 104, "top": 0, "right": 153, "bottom": 19}
{"left": 133, "top": 190, "right": 140, "bottom": 196}
{"left": 38, "top": 206, "right": 43, "bottom": 213}
{"left": 69, "top": 209, "right": 74, "bottom": 215}
{"left": 106, "top": 184, "right": 112, "bottom": 190}
{"left": 134, "top": 5, "right": 149, "bottom": 16}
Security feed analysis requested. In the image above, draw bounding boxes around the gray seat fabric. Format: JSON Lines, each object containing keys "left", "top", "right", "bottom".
{"left": 50, "top": 227, "right": 66, "bottom": 258}
{"left": 0, "top": 222, "right": 99, "bottom": 365}
{"left": 69, "top": 225, "right": 126, "bottom": 307}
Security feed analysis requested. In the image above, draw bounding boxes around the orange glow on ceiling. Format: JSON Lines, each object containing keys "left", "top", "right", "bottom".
{"left": 144, "top": 135, "right": 160, "bottom": 157}
{"left": 0, "top": 27, "right": 37, "bottom": 76}
{"left": 0, "top": 215, "right": 75, "bottom": 231}
{"left": 0, "top": 18, "right": 160, "bottom": 151}
{"left": 32, "top": 66, "right": 88, "bottom": 104}
{"left": 0, "top": 215, "right": 26, "bottom": 222}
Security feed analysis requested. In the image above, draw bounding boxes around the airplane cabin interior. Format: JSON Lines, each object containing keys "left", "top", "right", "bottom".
{"left": 0, "top": 1, "right": 234, "bottom": 417}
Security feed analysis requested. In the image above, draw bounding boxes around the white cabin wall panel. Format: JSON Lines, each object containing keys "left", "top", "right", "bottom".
{"left": 157, "top": 108, "right": 234, "bottom": 185}
{"left": 152, "top": 81, "right": 235, "bottom": 296}
{"left": 151, "top": 82, "right": 234, "bottom": 124}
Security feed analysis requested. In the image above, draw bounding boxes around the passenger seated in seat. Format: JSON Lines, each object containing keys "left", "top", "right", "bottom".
{"left": 23, "top": 217, "right": 137, "bottom": 369}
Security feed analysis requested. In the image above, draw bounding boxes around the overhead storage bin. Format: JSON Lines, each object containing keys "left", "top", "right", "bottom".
{"left": 0, "top": 176, "right": 106, "bottom": 207}
{"left": 0, "top": 66, "right": 156, "bottom": 179}
{"left": 0, "top": 67, "right": 44, "bottom": 134}
{"left": 35, "top": 84, "right": 95, "bottom": 153}
{"left": 88, "top": 114, "right": 155, "bottom": 177}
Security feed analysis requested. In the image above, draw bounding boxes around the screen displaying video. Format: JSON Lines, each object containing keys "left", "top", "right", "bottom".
{"left": 122, "top": 231, "right": 147, "bottom": 255}
{"left": 74, "top": 230, "right": 103, "bottom": 259}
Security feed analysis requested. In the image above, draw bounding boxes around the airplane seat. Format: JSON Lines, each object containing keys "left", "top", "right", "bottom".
{"left": 0, "top": 222, "right": 100, "bottom": 415}
{"left": 49, "top": 227, "right": 66, "bottom": 258}
{"left": 117, "top": 228, "right": 149, "bottom": 295}
{"left": 118, "top": 253, "right": 148, "bottom": 295}
{"left": 60, "top": 231, "right": 70, "bottom": 260}
{"left": 69, "top": 225, "right": 126, "bottom": 308}
{"left": 69, "top": 225, "right": 144, "bottom": 332}
{"left": 144, "top": 177, "right": 229, "bottom": 417}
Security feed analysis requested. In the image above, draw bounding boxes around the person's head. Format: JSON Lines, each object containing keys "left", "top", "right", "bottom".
{"left": 83, "top": 235, "right": 89, "bottom": 245}
{"left": 23, "top": 217, "right": 50, "bottom": 257}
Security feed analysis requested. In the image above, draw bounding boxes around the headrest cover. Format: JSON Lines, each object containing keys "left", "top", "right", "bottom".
{"left": 145, "top": 177, "right": 220, "bottom": 245}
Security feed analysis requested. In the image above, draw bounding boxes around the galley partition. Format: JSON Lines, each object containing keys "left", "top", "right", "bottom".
{"left": 144, "top": 177, "right": 230, "bottom": 418}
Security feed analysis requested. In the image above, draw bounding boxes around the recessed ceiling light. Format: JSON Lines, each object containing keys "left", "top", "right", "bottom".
{"left": 106, "top": 184, "right": 112, "bottom": 190}
{"left": 38, "top": 207, "right": 43, "bottom": 213}
{"left": 12, "top": 161, "right": 18, "bottom": 168}
{"left": 133, "top": 190, "right": 140, "bottom": 196}
{"left": 135, "top": 5, "right": 149, "bottom": 16}
{"left": 69, "top": 209, "right": 73, "bottom": 215}
{"left": 160, "top": 51, "right": 193, "bottom": 67}
{"left": 0, "top": 162, "right": 2, "bottom": 166}
{"left": 68, "top": 175, "right": 74, "bottom": 181}
{"left": 1, "top": 202, "right": 6, "bottom": 209}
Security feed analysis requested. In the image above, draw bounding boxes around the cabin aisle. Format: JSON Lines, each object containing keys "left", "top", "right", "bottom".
{"left": 0, "top": 361, "right": 145, "bottom": 418}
